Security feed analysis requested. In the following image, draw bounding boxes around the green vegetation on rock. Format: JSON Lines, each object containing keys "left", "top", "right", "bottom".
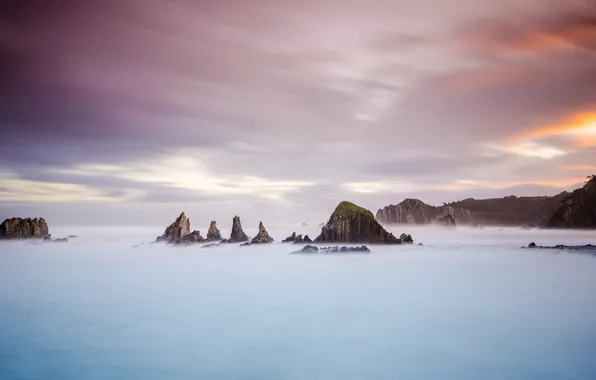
{"left": 334, "top": 201, "right": 374, "bottom": 219}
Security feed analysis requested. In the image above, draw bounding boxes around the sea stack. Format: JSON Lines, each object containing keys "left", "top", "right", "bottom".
{"left": 0, "top": 217, "right": 50, "bottom": 239}
{"left": 251, "top": 222, "right": 274, "bottom": 244}
{"left": 206, "top": 221, "right": 222, "bottom": 241}
{"left": 155, "top": 212, "right": 191, "bottom": 243}
{"left": 314, "top": 201, "right": 402, "bottom": 244}
{"left": 227, "top": 216, "right": 249, "bottom": 243}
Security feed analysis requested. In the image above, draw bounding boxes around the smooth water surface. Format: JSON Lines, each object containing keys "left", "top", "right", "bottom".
{"left": 1, "top": 226, "right": 595, "bottom": 379}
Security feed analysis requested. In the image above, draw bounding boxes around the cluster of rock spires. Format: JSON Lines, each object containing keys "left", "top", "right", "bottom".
{"left": 0, "top": 217, "right": 49, "bottom": 239}
{"left": 282, "top": 232, "right": 313, "bottom": 244}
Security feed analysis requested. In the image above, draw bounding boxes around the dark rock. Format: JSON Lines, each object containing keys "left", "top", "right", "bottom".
{"left": 418, "top": 243, "right": 423, "bottom": 246}
{"left": 282, "top": 232, "right": 297, "bottom": 243}
{"left": 435, "top": 214, "right": 456, "bottom": 227}
{"left": 545, "top": 176, "right": 596, "bottom": 228}
{"left": 155, "top": 212, "right": 191, "bottom": 243}
{"left": 251, "top": 221, "right": 274, "bottom": 244}
{"left": 228, "top": 216, "right": 249, "bottom": 243}
{"left": 303, "top": 235, "right": 312, "bottom": 243}
{"left": 314, "top": 201, "right": 401, "bottom": 244}
{"left": 240, "top": 242, "right": 251, "bottom": 246}
{"left": 201, "top": 243, "right": 221, "bottom": 249}
{"left": 523, "top": 242, "right": 596, "bottom": 252}
{"left": 43, "top": 237, "right": 68, "bottom": 243}
{"left": 399, "top": 233, "right": 414, "bottom": 244}
{"left": 291, "top": 244, "right": 371, "bottom": 254}
{"left": 206, "top": 221, "right": 222, "bottom": 241}
{"left": 0, "top": 217, "right": 50, "bottom": 239}
{"left": 182, "top": 230, "right": 205, "bottom": 244}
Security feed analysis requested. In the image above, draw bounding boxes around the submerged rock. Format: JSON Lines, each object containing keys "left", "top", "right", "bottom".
{"left": 314, "top": 201, "right": 401, "bottom": 244}
{"left": 282, "top": 232, "right": 297, "bottom": 243}
{"left": 251, "top": 222, "right": 274, "bottom": 244}
{"left": 0, "top": 217, "right": 50, "bottom": 239}
{"left": 156, "top": 212, "right": 191, "bottom": 243}
{"left": 43, "top": 237, "right": 68, "bottom": 243}
{"left": 228, "top": 216, "right": 249, "bottom": 243}
{"left": 435, "top": 214, "right": 456, "bottom": 227}
{"left": 206, "top": 221, "right": 222, "bottom": 241}
{"left": 524, "top": 242, "right": 596, "bottom": 252}
{"left": 291, "top": 244, "right": 371, "bottom": 254}
{"left": 201, "top": 243, "right": 221, "bottom": 249}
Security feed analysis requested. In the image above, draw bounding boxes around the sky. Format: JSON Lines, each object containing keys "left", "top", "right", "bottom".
{"left": 1, "top": 0, "right": 595, "bottom": 227}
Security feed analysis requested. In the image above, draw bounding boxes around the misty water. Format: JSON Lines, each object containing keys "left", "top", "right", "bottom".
{"left": 1, "top": 226, "right": 595, "bottom": 379}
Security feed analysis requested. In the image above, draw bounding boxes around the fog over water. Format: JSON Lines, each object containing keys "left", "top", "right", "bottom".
{"left": 1, "top": 226, "right": 595, "bottom": 379}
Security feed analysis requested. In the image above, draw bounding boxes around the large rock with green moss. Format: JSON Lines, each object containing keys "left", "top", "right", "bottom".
{"left": 314, "top": 201, "right": 402, "bottom": 244}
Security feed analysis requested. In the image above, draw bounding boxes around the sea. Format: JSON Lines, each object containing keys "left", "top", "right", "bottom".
{"left": 1, "top": 225, "right": 595, "bottom": 380}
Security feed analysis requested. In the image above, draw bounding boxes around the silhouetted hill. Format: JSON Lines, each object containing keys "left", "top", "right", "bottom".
{"left": 545, "top": 176, "right": 596, "bottom": 228}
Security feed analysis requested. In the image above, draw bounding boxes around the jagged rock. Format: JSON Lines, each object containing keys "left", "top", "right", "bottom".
{"left": 206, "top": 221, "right": 222, "bottom": 241}
{"left": 291, "top": 245, "right": 371, "bottom": 254}
{"left": 400, "top": 233, "right": 414, "bottom": 244}
{"left": 282, "top": 232, "right": 297, "bottom": 243}
{"left": 156, "top": 212, "right": 191, "bottom": 243}
{"left": 435, "top": 214, "right": 456, "bottom": 227}
{"left": 182, "top": 230, "right": 205, "bottom": 244}
{"left": 545, "top": 176, "right": 596, "bottom": 228}
{"left": 315, "top": 201, "right": 401, "bottom": 244}
{"left": 292, "top": 234, "right": 314, "bottom": 244}
{"left": 303, "top": 235, "right": 312, "bottom": 243}
{"left": 228, "top": 216, "right": 248, "bottom": 243}
{"left": 0, "top": 217, "right": 50, "bottom": 239}
{"left": 251, "top": 221, "right": 274, "bottom": 244}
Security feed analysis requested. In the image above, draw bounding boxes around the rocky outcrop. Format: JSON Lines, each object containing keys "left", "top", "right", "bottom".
{"left": 282, "top": 232, "right": 297, "bottom": 243}
{"left": 435, "top": 214, "right": 456, "bottom": 227}
{"left": 545, "top": 176, "right": 596, "bottom": 228}
{"left": 400, "top": 233, "right": 414, "bottom": 244}
{"left": 314, "top": 201, "right": 402, "bottom": 244}
{"left": 0, "top": 217, "right": 50, "bottom": 239}
{"left": 43, "top": 237, "right": 68, "bottom": 243}
{"left": 251, "top": 222, "right": 274, "bottom": 244}
{"left": 291, "top": 245, "right": 371, "bottom": 254}
{"left": 181, "top": 230, "right": 205, "bottom": 244}
{"left": 227, "top": 216, "right": 248, "bottom": 243}
{"left": 206, "top": 221, "right": 222, "bottom": 241}
{"left": 375, "top": 199, "right": 472, "bottom": 225}
{"left": 524, "top": 242, "right": 596, "bottom": 252}
{"left": 156, "top": 212, "right": 191, "bottom": 243}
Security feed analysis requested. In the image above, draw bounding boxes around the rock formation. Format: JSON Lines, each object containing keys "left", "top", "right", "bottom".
{"left": 44, "top": 237, "right": 68, "bottom": 243}
{"left": 227, "top": 215, "right": 248, "bottom": 243}
{"left": 545, "top": 176, "right": 596, "bottom": 228}
{"left": 314, "top": 201, "right": 402, "bottom": 244}
{"left": 435, "top": 214, "right": 456, "bottom": 227}
{"left": 0, "top": 217, "right": 50, "bottom": 239}
{"left": 282, "top": 232, "right": 297, "bottom": 243}
{"left": 291, "top": 245, "right": 371, "bottom": 254}
{"left": 376, "top": 192, "right": 570, "bottom": 227}
{"left": 182, "top": 230, "right": 205, "bottom": 244}
{"left": 251, "top": 222, "right": 274, "bottom": 244}
{"left": 375, "top": 199, "right": 472, "bottom": 225}
{"left": 524, "top": 242, "right": 596, "bottom": 252}
{"left": 155, "top": 212, "right": 194, "bottom": 244}
{"left": 206, "top": 221, "right": 222, "bottom": 241}
{"left": 400, "top": 233, "right": 414, "bottom": 244}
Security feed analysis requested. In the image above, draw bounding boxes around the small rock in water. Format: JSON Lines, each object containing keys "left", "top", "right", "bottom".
{"left": 282, "top": 232, "right": 297, "bottom": 243}
{"left": 291, "top": 245, "right": 371, "bottom": 254}
{"left": 400, "top": 233, "right": 414, "bottom": 244}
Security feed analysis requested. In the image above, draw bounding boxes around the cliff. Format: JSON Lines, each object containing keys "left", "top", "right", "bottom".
{"left": 375, "top": 199, "right": 472, "bottom": 225}
{"left": 545, "top": 176, "right": 596, "bottom": 228}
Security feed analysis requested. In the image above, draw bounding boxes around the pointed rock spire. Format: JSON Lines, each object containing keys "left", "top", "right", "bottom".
{"left": 251, "top": 221, "right": 274, "bottom": 244}
{"left": 228, "top": 215, "right": 248, "bottom": 243}
{"left": 206, "top": 221, "right": 222, "bottom": 241}
{"left": 156, "top": 212, "right": 191, "bottom": 243}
